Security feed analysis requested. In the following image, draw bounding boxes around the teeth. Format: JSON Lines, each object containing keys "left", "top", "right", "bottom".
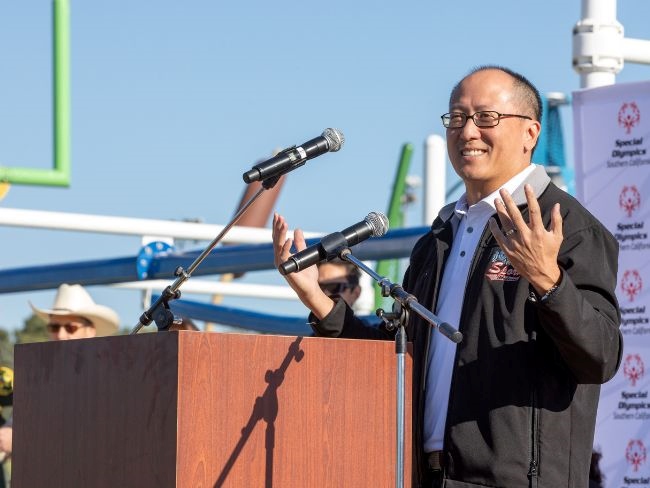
{"left": 462, "top": 149, "right": 484, "bottom": 156}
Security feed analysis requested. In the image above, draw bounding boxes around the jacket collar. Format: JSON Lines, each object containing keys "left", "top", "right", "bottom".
{"left": 510, "top": 164, "right": 552, "bottom": 206}
{"left": 433, "top": 164, "right": 553, "bottom": 229}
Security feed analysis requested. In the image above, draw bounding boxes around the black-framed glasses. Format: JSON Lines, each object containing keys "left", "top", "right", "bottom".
{"left": 441, "top": 111, "right": 532, "bottom": 129}
{"left": 47, "top": 322, "right": 88, "bottom": 334}
{"left": 319, "top": 281, "right": 357, "bottom": 296}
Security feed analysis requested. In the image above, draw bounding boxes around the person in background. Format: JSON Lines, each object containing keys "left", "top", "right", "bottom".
{"left": 316, "top": 258, "right": 362, "bottom": 307}
{"left": 0, "top": 367, "right": 13, "bottom": 488}
{"left": 0, "top": 284, "right": 121, "bottom": 471}
{"left": 30, "top": 283, "right": 120, "bottom": 340}
{"left": 589, "top": 449, "right": 605, "bottom": 488}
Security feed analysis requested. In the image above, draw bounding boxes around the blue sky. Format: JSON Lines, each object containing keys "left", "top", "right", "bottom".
{"left": 1, "top": 0, "right": 649, "bottom": 333}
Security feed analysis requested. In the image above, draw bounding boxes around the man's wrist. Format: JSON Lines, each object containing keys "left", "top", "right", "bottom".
{"left": 529, "top": 271, "right": 562, "bottom": 303}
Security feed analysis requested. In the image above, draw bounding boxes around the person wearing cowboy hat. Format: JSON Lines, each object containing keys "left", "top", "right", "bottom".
{"left": 0, "top": 284, "right": 121, "bottom": 478}
{"left": 30, "top": 283, "right": 120, "bottom": 340}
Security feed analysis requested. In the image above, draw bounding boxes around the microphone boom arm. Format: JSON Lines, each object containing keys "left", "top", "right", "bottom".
{"left": 130, "top": 176, "right": 282, "bottom": 334}
{"left": 339, "top": 248, "right": 462, "bottom": 344}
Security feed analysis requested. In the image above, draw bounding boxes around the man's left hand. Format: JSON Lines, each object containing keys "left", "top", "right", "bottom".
{"left": 488, "top": 184, "right": 563, "bottom": 295}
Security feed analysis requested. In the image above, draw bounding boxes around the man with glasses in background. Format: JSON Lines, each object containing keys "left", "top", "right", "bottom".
{"left": 31, "top": 283, "right": 120, "bottom": 340}
{"left": 273, "top": 65, "right": 622, "bottom": 487}
{"left": 317, "top": 258, "right": 361, "bottom": 307}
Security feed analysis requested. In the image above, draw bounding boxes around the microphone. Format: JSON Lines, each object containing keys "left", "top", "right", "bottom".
{"left": 243, "top": 128, "right": 345, "bottom": 183}
{"left": 279, "top": 212, "right": 389, "bottom": 275}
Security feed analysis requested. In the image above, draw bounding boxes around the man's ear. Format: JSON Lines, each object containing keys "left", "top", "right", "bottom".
{"left": 351, "top": 285, "right": 362, "bottom": 302}
{"left": 523, "top": 120, "right": 542, "bottom": 155}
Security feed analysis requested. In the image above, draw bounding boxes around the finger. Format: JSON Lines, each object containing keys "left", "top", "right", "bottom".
{"left": 488, "top": 217, "right": 509, "bottom": 248}
{"left": 273, "top": 213, "right": 291, "bottom": 267}
{"left": 499, "top": 188, "right": 528, "bottom": 231}
{"left": 272, "top": 213, "right": 279, "bottom": 239}
{"left": 494, "top": 198, "right": 514, "bottom": 231}
{"left": 524, "top": 184, "right": 543, "bottom": 231}
{"left": 279, "top": 237, "right": 294, "bottom": 263}
{"left": 549, "top": 203, "right": 563, "bottom": 238}
{"left": 293, "top": 228, "right": 307, "bottom": 252}
{"left": 272, "top": 213, "right": 287, "bottom": 248}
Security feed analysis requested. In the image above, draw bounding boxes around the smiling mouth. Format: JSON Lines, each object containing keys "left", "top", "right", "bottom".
{"left": 461, "top": 148, "right": 487, "bottom": 157}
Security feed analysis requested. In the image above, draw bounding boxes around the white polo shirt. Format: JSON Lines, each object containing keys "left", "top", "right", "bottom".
{"left": 422, "top": 164, "right": 536, "bottom": 452}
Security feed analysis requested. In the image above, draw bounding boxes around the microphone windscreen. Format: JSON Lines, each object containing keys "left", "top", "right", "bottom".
{"left": 322, "top": 128, "right": 345, "bottom": 152}
{"left": 365, "top": 211, "right": 389, "bottom": 237}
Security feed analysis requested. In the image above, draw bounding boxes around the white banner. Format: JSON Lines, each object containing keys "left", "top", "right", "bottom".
{"left": 574, "top": 80, "right": 650, "bottom": 488}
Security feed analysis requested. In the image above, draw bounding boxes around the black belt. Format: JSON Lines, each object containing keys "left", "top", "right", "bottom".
{"left": 427, "top": 450, "right": 444, "bottom": 471}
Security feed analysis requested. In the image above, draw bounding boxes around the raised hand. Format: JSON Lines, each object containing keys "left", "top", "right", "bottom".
{"left": 272, "top": 213, "right": 335, "bottom": 319}
{"left": 488, "top": 184, "right": 563, "bottom": 295}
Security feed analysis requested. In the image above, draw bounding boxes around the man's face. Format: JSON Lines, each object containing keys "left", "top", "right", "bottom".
{"left": 47, "top": 314, "right": 97, "bottom": 340}
{"left": 318, "top": 263, "right": 361, "bottom": 307}
{"left": 446, "top": 69, "right": 540, "bottom": 204}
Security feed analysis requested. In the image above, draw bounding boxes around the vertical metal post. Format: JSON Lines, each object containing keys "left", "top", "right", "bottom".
{"left": 573, "top": 0, "right": 622, "bottom": 88}
{"left": 395, "top": 324, "right": 406, "bottom": 488}
{"left": 424, "top": 134, "right": 446, "bottom": 225}
{"left": 53, "top": 0, "right": 71, "bottom": 181}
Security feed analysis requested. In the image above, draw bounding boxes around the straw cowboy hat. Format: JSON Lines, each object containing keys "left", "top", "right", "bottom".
{"left": 30, "top": 284, "right": 120, "bottom": 336}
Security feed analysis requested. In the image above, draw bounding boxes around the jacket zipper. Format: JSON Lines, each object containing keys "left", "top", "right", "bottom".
{"left": 528, "top": 387, "right": 539, "bottom": 488}
{"left": 417, "top": 223, "right": 453, "bottom": 486}
{"left": 420, "top": 222, "right": 454, "bottom": 392}
{"left": 442, "top": 223, "right": 491, "bottom": 453}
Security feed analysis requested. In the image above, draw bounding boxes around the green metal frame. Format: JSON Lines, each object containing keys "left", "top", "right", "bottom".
{"left": 374, "top": 143, "right": 413, "bottom": 309}
{"left": 0, "top": 0, "right": 70, "bottom": 186}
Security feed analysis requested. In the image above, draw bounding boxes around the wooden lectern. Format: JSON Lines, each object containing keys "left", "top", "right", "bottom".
{"left": 13, "top": 332, "right": 411, "bottom": 487}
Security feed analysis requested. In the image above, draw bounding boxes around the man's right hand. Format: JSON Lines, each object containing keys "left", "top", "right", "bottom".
{"left": 272, "top": 213, "right": 336, "bottom": 320}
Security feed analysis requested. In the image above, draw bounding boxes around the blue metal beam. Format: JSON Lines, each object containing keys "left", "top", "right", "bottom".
{"left": 0, "top": 226, "right": 429, "bottom": 293}
{"left": 154, "top": 296, "right": 380, "bottom": 336}
{"left": 162, "top": 297, "right": 313, "bottom": 336}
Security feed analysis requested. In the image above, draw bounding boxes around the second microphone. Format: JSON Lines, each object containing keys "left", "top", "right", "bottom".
{"left": 279, "top": 212, "right": 389, "bottom": 275}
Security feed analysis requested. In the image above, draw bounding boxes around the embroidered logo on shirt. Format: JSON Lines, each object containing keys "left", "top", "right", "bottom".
{"left": 485, "top": 248, "right": 521, "bottom": 282}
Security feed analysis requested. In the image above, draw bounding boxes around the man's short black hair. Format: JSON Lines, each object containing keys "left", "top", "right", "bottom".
{"left": 450, "top": 65, "right": 543, "bottom": 124}
{"left": 318, "top": 258, "right": 361, "bottom": 285}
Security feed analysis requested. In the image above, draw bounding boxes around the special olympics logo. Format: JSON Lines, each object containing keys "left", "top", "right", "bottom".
{"left": 626, "top": 440, "right": 647, "bottom": 472}
{"left": 623, "top": 354, "right": 645, "bottom": 387}
{"left": 618, "top": 102, "right": 641, "bottom": 134}
{"left": 621, "top": 270, "right": 643, "bottom": 301}
{"left": 620, "top": 185, "right": 641, "bottom": 217}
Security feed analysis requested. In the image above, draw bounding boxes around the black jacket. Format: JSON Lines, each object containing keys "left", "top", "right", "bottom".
{"left": 312, "top": 166, "right": 623, "bottom": 487}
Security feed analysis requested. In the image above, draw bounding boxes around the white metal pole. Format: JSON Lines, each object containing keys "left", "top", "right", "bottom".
{"left": 622, "top": 37, "right": 650, "bottom": 65}
{"left": 573, "top": 0, "right": 623, "bottom": 88}
{"left": 112, "top": 279, "right": 299, "bottom": 300}
{"left": 582, "top": 0, "right": 616, "bottom": 19}
{"left": 0, "top": 207, "right": 321, "bottom": 243}
{"left": 424, "top": 134, "right": 447, "bottom": 225}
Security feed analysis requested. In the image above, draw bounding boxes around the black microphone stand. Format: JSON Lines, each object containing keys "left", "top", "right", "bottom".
{"left": 338, "top": 248, "right": 462, "bottom": 488}
{"left": 130, "top": 175, "right": 282, "bottom": 334}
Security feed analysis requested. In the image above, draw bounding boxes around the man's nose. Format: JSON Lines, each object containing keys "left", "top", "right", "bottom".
{"left": 55, "top": 328, "right": 70, "bottom": 340}
{"left": 459, "top": 118, "right": 481, "bottom": 140}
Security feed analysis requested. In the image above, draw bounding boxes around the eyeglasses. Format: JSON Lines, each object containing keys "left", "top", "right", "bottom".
{"left": 47, "top": 322, "right": 88, "bottom": 334}
{"left": 319, "top": 281, "right": 357, "bottom": 296}
{"left": 441, "top": 111, "right": 532, "bottom": 129}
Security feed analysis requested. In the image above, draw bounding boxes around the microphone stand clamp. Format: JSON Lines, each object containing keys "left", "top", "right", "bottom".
{"left": 376, "top": 302, "right": 409, "bottom": 333}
